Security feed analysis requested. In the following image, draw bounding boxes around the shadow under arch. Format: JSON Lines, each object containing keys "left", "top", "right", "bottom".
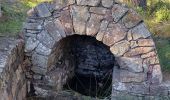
{"left": 47, "top": 34, "right": 116, "bottom": 98}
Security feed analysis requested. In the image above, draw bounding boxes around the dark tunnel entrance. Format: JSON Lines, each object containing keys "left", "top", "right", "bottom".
{"left": 58, "top": 35, "right": 115, "bottom": 98}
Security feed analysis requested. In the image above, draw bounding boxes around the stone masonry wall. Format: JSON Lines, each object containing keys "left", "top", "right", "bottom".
{"left": 39, "top": 35, "right": 76, "bottom": 93}
{"left": 0, "top": 0, "right": 169, "bottom": 99}
{"left": 0, "top": 37, "right": 26, "bottom": 100}
{"left": 22, "top": 0, "right": 165, "bottom": 98}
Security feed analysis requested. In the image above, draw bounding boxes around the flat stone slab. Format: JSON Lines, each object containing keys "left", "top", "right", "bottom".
{"left": 0, "top": 51, "right": 8, "bottom": 72}
{"left": 76, "top": 0, "right": 100, "bottom": 6}
{"left": 36, "top": 3, "right": 51, "bottom": 17}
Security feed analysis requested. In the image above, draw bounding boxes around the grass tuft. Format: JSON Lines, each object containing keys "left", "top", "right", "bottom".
{"left": 0, "top": 1, "right": 29, "bottom": 36}
{"left": 154, "top": 38, "right": 170, "bottom": 71}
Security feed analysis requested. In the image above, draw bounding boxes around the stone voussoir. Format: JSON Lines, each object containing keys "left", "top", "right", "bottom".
{"left": 54, "top": 19, "right": 66, "bottom": 38}
{"left": 110, "top": 40, "right": 130, "bottom": 57}
{"left": 103, "top": 23, "right": 127, "bottom": 46}
{"left": 25, "top": 37, "right": 39, "bottom": 52}
{"left": 89, "top": 7, "right": 110, "bottom": 15}
{"left": 143, "top": 56, "right": 159, "bottom": 65}
{"left": 35, "top": 43, "right": 52, "bottom": 56}
{"left": 96, "top": 20, "right": 109, "bottom": 41}
{"left": 112, "top": 4, "right": 129, "bottom": 22}
{"left": 129, "top": 22, "right": 151, "bottom": 40}
{"left": 44, "top": 21, "right": 63, "bottom": 42}
{"left": 35, "top": 3, "right": 52, "bottom": 18}
{"left": 137, "top": 39, "right": 155, "bottom": 47}
{"left": 102, "top": 0, "right": 114, "bottom": 8}
{"left": 86, "top": 14, "right": 104, "bottom": 36}
{"left": 76, "top": 0, "right": 101, "bottom": 6}
{"left": 141, "top": 51, "right": 157, "bottom": 58}
{"left": 70, "top": 5, "right": 90, "bottom": 35}
{"left": 122, "top": 9, "right": 142, "bottom": 29}
{"left": 59, "top": 10, "right": 73, "bottom": 35}
{"left": 124, "top": 47, "right": 154, "bottom": 57}
{"left": 37, "top": 30, "right": 56, "bottom": 49}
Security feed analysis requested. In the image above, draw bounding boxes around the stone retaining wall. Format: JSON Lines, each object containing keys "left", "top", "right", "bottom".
{"left": 0, "top": 37, "right": 26, "bottom": 100}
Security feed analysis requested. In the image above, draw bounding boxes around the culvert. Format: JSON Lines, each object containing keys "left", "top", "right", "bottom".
{"left": 1, "top": 0, "right": 169, "bottom": 100}
{"left": 59, "top": 35, "right": 114, "bottom": 98}
{"left": 22, "top": 0, "right": 163, "bottom": 99}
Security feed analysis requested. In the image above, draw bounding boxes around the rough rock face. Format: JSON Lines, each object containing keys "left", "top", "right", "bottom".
{"left": 19, "top": 0, "right": 166, "bottom": 99}
{"left": 0, "top": 37, "right": 25, "bottom": 100}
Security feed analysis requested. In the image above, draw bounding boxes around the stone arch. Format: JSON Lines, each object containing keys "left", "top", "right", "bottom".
{"left": 24, "top": 0, "right": 162, "bottom": 97}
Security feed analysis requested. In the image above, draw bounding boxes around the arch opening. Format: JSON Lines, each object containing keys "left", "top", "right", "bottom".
{"left": 48, "top": 34, "right": 116, "bottom": 98}
{"left": 22, "top": 0, "right": 163, "bottom": 99}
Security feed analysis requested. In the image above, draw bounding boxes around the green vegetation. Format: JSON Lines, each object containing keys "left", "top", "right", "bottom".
{"left": 0, "top": 1, "right": 28, "bottom": 36}
{"left": 21, "top": 0, "right": 52, "bottom": 7}
{"left": 142, "top": 1, "right": 170, "bottom": 71}
{"left": 148, "top": 1, "right": 170, "bottom": 37}
{"left": 123, "top": 0, "right": 170, "bottom": 71}
{"left": 154, "top": 38, "right": 170, "bottom": 71}
{"left": 0, "top": 0, "right": 52, "bottom": 36}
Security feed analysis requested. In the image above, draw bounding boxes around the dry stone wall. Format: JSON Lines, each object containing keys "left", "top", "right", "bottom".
{"left": 23, "top": 0, "right": 164, "bottom": 98}
{"left": 0, "top": 37, "right": 26, "bottom": 100}
{"left": 0, "top": 0, "right": 169, "bottom": 99}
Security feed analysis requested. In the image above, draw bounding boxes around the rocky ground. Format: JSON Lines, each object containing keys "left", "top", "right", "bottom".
{"left": 27, "top": 90, "right": 108, "bottom": 100}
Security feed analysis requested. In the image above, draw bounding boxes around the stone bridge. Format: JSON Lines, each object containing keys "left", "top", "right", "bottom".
{"left": 0, "top": 0, "right": 170, "bottom": 100}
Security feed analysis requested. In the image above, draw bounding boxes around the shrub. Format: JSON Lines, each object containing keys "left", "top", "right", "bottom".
{"left": 21, "top": 0, "right": 52, "bottom": 7}
{"left": 155, "top": 6, "right": 170, "bottom": 22}
{"left": 0, "top": 1, "right": 29, "bottom": 36}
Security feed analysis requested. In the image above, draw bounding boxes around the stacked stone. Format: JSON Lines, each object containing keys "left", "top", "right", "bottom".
{"left": 0, "top": 37, "right": 26, "bottom": 100}
{"left": 23, "top": 0, "right": 163, "bottom": 97}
